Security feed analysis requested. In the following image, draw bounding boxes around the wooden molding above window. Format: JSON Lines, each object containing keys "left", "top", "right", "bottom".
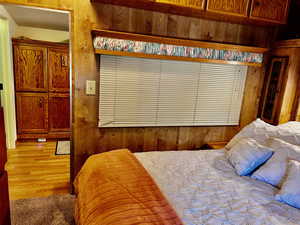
{"left": 92, "top": 29, "right": 268, "bottom": 67}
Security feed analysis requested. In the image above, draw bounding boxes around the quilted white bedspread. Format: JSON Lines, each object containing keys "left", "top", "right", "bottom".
{"left": 135, "top": 150, "right": 300, "bottom": 225}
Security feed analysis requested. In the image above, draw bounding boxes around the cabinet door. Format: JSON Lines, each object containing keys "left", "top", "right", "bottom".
{"left": 16, "top": 93, "right": 48, "bottom": 134}
{"left": 207, "top": 0, "right": 250, "bottom": 16}
{"left": 48, "top": 48, "right": 70, "bottom": 93}
{"left": 261, "top": 57, "right": 288, "bottom": 125}
{"left": 250, "top": 0, "right": 290, "bottom": 23}
{"left": 14, "top": 44, "right": 47, "bottom": 92}
{"left": 49, "top": 93, "right": 70, "bottom": 132}
{"left": 0, "top": 172, "right": 10, "bottom": 225}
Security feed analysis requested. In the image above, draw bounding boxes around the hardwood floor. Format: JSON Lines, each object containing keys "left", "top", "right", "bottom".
{"left": 5, "top": 141, "right": 70, "bottom": 200}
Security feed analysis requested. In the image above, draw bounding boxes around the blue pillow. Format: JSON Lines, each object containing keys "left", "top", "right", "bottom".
{"left": 276, "top": 160, "right": 300, "bottom": 209}
{"left": 227, "top": 138, "right": 274, "bottom": 176}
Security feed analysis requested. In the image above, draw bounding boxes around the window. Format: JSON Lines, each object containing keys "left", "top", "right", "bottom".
{"left": 99, "top": 55, "right": 247, "bottom": 127}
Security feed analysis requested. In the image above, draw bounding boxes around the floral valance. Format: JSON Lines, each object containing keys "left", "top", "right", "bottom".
{"left": 93, "top": 30, "right": 266, "bottom": 66}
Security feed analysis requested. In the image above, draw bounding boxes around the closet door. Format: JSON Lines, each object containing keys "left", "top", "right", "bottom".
{"left": 49, "top": 93, "right": 70, "bottom": 132}
{"left": 13, "top": 44, "right": 48, "bottom": 92}
{"left": 16, "top": 93, "right": 48, "bottom": 134}
{"left": 48, "top": 48, "right": 70, "bottom": 93}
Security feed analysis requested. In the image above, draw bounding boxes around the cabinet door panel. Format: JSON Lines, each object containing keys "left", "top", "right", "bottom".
{"left": 49, "top": 93, "right": 70, "bottom": 132}
{"left": 250, "top": 0, "right": 290, "bottom": 23}
{"left": 48, "top": 48, "right": 70, "bottom": 92}
{"left": 207, "top": 0, "right": 250, "bottom": 16}
{"left": 16, "top": 93, "right": 48, "bottom": 133}
{"left": 14, "top": 45, "right": 47, "bottom": 92}
{"left": 261, "top": 57, "right": 288, "bottom": 125}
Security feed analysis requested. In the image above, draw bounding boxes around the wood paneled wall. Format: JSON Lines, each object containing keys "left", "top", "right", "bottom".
{"left": 0, "top": 0, "right": 276, "bottom": 179}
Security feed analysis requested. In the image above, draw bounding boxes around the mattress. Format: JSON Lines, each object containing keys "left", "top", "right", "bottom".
{"left": 135, "top": 150, "right": 300, "bottom": 225}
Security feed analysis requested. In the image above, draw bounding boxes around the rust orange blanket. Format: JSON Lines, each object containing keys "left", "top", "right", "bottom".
{"left": 74, "top": 149, "right": 183, "bottom": 225}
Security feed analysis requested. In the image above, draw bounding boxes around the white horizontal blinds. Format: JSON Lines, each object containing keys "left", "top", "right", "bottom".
{"left": 99, "top": 55, "right": 116, "bottom": 126}
{"left": 194, "top": 63, "right": 247, "bottom": 125}
{"left": 99, "top": 55, "right": 247, "bottom": 127}
{"left": 114, "top": 57, "right": 160, "bottom": 126}
{"left": 157, "top": 60, "right": 200, "bottom": 126}
{"left": 228, "top": 66, "right": 247, "bottom": 124}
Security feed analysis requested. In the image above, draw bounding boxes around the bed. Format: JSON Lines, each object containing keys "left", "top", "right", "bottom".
{"left": 74, "top": 148, "right": 300, "bottom": 225}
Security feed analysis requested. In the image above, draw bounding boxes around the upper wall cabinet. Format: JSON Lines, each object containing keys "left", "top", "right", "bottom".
{"left": 91, "top": 0, "right": 290, "bottom": 25}
{"left": 207, "top": 0, "right": 250, "bottom": 17}
{"left": 14, "top": 44, "right": 47, "bottom": 92}
{"left": 250, "top": 0, "right": 290, "bottom": 23}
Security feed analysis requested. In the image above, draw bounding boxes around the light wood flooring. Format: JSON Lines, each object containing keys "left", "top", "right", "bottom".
{"left": 5, "top": 141, "right": 70, "bottom": 200}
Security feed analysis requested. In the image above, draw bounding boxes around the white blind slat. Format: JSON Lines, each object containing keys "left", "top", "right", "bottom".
{"left": 99, "top": 55, "right": 247, "bottom": 127}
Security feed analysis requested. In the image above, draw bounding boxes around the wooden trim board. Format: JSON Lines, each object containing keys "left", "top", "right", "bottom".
{"left": 95, "top": 49, "right": 262, "bottom": 67}
{"left": 92, "top": 29, "right": 268, "bottom": 66}
{"left": 92, "top": 29, "right": 268, "bottom": 53}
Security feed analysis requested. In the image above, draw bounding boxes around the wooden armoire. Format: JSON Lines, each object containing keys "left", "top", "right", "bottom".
{"left": 13, "top": 39, "right": 70, "bottom": 140}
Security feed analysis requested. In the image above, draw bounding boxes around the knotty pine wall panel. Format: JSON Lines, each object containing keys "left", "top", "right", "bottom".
{"left": 0, "top": 0, "right": 275, "bottom": 178}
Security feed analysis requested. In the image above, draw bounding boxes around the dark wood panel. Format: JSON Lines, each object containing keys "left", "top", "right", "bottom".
{"left": 0, "top": 172, "right": 10, "bottom": 225}
{"left": 250, "top": 0, "right": 290, "bottom": 23}
{"left": 13, "top": 44, "right": 48, "bottom": 92}
{"left": 0, "top": 108, "right": 6, "bottom": 172}
{"left": 16, "top": 93, "right": 49, "bottom": 134}
{"left": 48, "top": 48, "right": 70, "bottom": 92}
{"left": 91, "top": 0, "right": 289, "bottom": 25}
{"left": 207, "top": 0, "right": 250, "bottom": 17}
{"left": 49, "top": 93, "right": 71, "bottom": 132}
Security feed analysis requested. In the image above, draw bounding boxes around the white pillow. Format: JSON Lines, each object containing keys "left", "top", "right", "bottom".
{"left": 226, "top": 119, "right": 300, "bottom": 150}
{"left": 252, "top": 138, "right": 300, "bottom": 187}
{"left": 275, "top": 124, "right": 300, "bottom": 146}
{"left": 276, "top": 160, "right": 300, "bottom": 209}
{"left": 227, "top": 138, "right": 274, "bottom": 176}
{"left": 226, "top": 119, "right": 276, "bottom": 150}
{"left": 278, "top": 121, "right": 300, "bottom": 130}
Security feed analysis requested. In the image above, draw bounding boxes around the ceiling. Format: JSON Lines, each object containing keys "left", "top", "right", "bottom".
{"left": 3, "top": 4, "right": 69, "bottom": 31}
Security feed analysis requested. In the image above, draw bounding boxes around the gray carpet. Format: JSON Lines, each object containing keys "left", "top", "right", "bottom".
{"left": 10, "top": 195, "right": 75, "bottom": 225}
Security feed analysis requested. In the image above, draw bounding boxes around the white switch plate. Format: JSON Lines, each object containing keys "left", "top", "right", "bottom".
{"left": 86, "top": 80, "right": 96, "bottom": 95}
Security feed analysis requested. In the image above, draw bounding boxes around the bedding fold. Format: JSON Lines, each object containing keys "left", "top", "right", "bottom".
{"left": 74, "top": 149, "right": 183, "bottom": 225}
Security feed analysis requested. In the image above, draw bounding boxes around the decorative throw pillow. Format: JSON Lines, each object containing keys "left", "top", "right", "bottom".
{"left": 252, "top": 138, "right": 300, "bottom": 187}
{"left": 276, "top": 160, "right": 300, "bottom": 209}
{"left": 225, "top": 119, "right": 276, "bottom": 150}
{"left": 227, "top": 138, "right": 274, "bottom": 176}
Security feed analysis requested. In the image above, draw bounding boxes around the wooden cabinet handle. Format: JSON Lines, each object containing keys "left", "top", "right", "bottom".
{"left": 39, "top": 98, "right": 43, "bottom": 108}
